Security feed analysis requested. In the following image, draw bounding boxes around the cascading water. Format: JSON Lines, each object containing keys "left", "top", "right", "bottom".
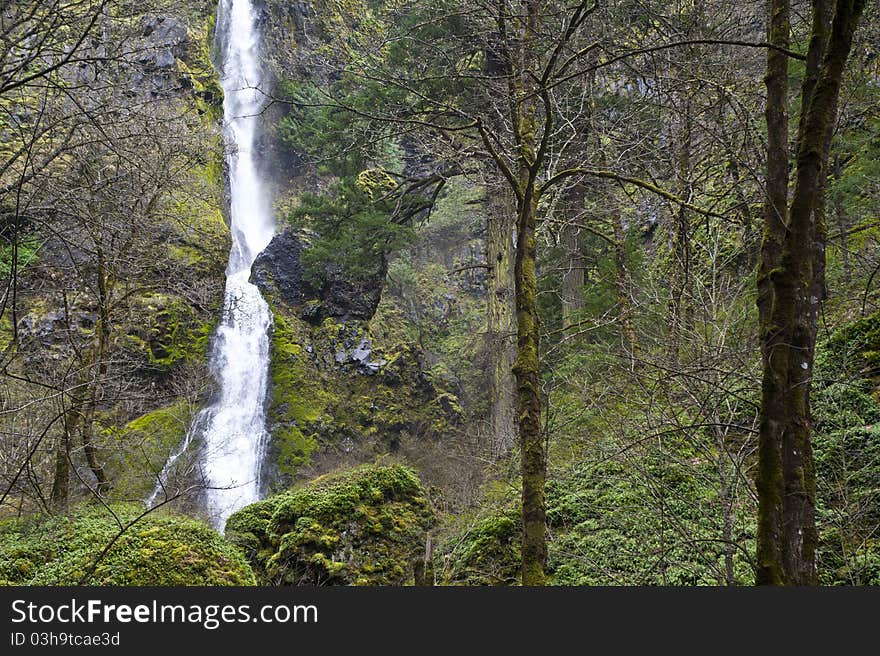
{"left": 148, "top": 0, "right": 274, "bottom": 530}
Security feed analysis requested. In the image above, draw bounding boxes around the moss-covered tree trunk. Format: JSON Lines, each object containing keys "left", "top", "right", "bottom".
{"left": 756, "top": 0, "right": 865, "bottom": 585}
{"left": 511, "top": 0, "right": 547, "bottom": 587}
{"left": 514, "top": 189, "right": 545, "bottom": 586}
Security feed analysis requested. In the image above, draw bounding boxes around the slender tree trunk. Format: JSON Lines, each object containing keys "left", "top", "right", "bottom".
{"left": 81, "top": 249, "right": 111, "bottom": 495}
{"left": 670, "top": 97, "right": 693, "bottom": 362}
{"left": 714, "top": 422, "right": 736, "bottom": 585}
{"left": 560, "top": 184, "right": 586, "bottom": 329}
{"left": 50, "top": 405, "right": 77, "bottom": 509}
{"left": 832, "top": 156, "right": 851, "bottom": 284}
{"left": 486, "top": 184, "right": 518, "bottom": 456}
{"left": 756, "top": 0, "right": 865, "bottom": 585}
{"left": 82, "top": 372, "right": 110, "bottom": 497}
{"left": 612, "top": 210, "right": 638, "bottom": 368}
{"left": 511, "top": 0, "right": 546, "bottom": 586}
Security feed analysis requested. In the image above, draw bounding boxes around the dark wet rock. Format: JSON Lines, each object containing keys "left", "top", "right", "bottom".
{"left": 18, "top": 308, "right": 95, "bottom": 347}
{"left": 251, "top": 227, "right": 385, "bottom": 324}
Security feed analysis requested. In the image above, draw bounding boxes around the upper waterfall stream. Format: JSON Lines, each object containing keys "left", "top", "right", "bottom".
{"left": 149, "top": 0, "right": 274, "bottom": 530}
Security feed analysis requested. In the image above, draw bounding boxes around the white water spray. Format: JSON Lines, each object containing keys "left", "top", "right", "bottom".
{"left": 149, "top": 0, "right": 274, "bottom": 530}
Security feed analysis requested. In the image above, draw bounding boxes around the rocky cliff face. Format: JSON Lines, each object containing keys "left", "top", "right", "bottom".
{"left": 249, "top": 226, "right": 460, "bottom": 493}
{"left": 239, "top": 1, "right": 463, "bottom": 492}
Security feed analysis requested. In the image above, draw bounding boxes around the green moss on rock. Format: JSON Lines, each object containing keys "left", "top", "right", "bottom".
{"left": 438, "top": 510, "right": 521, "bottom": 586}
{"left": 264, "top": 301, "right": 462, "bottom": 487}
{"left": 101, "top": 401, "right": 195, "bottom": 498}
{"left": 268, "top": 310, "right": 334, "bottom": 474}
{"left": 0, "top": 503, "right": 255, "bottom": 586}
{"left": 226, "top": 464, "right": 434, "bottom": 585}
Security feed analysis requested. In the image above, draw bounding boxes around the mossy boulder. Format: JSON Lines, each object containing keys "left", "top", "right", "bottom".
{"left": 226, "top": 464, "right": 435, "bottom": 585}
{"left": 0, "top": 503, "right": 255, "bottom": 585}
{"left": 437, "top": 510, "right": 521, "bottom": 586}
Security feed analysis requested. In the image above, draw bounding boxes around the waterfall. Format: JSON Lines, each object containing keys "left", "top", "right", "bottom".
{"left": 148, "top": 0, "right": 274, "bottom": 530}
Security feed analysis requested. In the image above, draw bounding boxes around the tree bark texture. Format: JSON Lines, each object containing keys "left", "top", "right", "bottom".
{"left": 756, "top": 0, "right": 865, "bottom": 586}
{"left": 486, "top": 185, "right": 518, "bottom": 456}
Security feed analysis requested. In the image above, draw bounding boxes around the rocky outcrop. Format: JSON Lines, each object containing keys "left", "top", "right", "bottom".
{"left": 251, "top": 227, "right": 385, "bottom": 324}
{"left": 226, "top": 464, "right": 434, "bottom": 585}
{"left": 253, "top": 230, "right": 461, "bottom": 492}
{"left": 138, "top": 16, "right": 189, "bottom": 69}
{"left": 260, "top": 305, "right": 462, "bottom": 492}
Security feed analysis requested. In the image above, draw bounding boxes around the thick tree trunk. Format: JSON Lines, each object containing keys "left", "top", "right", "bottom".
{"left": 756, "top": 0, "right": 865, "bottom": 585}
{"left": 486, "top": 185, "right": 518, "bottom": 456}
{"left": 483, "top": 9, "right": 518, "bottom": 459}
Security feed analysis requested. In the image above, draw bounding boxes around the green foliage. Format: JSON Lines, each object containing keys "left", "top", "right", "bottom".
{"left": 545, "top": 456, "right": 754, "bottom": 586}
{"left": 819, "top": 310, "right": 880, "bottom": 379}
{"left": 278, "top": 81, "right": 363, "bottom": 177}
{"left": 438, "top": 452, "right": 757, "bottom": 586}
{"left": 289, "top": 176, "right": 415, "bottom": 284}
{"left": 226, "top": 464, "right": 434, "bottom": 585}
{"left": 0, "top": 503, "right": 255, "bottom": 586}
{"left": 813, "top": 316, "right": 880, "bottom": 584}
{"left": 437, "top": 510, "right": 521, "bottom": 585}
{"left": 0, "top": 237, "right": 41, "bottom": 277}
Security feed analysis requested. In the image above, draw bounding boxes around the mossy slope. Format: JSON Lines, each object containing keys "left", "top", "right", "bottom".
{"left": 0, "top": 503, "right": 255, "bottom": 586}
